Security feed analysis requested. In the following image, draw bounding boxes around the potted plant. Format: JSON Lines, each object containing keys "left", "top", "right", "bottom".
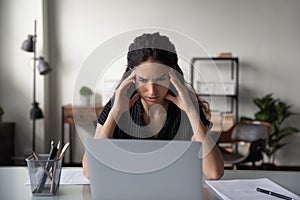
{"left": 79, "top": 86, "right": 93, "bottom": 105}
{"left": 243, "top": 93, "right": 299, "bottom": 169}
{"left": 0, "top": 105, "right": 4, "bottom": 122}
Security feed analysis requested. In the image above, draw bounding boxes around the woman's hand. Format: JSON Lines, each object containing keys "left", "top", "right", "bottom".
{"left": 111, "top": 70, "right": 140, "bottom": 117}
{"left": 165, "top": 69, "right": 196, "bottom": 113}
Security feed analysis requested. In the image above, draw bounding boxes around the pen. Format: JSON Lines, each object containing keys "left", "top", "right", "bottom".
{"left": 256, "top": 187, "right": 294, "bottom": 200}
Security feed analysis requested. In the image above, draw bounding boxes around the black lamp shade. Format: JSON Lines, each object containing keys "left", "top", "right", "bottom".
{"left": 30, "top": 102, "right": 43, "bottom": 119}
{"left": 21, "top": 35, "right": 34, "bottom": 52}
{"left": 38, "top": 57, "right": 51, "bottom": 75}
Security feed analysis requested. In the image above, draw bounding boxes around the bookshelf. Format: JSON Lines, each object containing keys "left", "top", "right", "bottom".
{"left": 190, "top": 57, "right": 239, "bottom": 130}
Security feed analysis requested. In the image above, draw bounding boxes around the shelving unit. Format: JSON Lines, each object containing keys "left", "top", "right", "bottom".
{"left": 190, "top": 57, "right": 239, "bottom": 122}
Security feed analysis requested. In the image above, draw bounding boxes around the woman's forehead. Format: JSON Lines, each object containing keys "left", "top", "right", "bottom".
{"left": 135, "top": 61, "right": 170, "bottom": 76}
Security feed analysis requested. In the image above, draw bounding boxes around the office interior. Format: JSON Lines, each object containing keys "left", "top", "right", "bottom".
{"left": 0, "top": 0, "right": 300, "bottom": 171}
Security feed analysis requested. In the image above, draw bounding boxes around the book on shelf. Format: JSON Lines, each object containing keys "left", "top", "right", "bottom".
{"left": 222, "top": 113, "right": 234, "bottom": 131}
{"left": 210, "top": 111, "right": 222, "bottom": 132}
{"left": 216, "top": 52, "right": 232, "bottom": 58}
{"left": 210, "top": 112, "right": 234, "bottom": 132}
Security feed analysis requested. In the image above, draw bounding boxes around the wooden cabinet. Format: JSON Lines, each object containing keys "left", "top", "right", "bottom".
{"left": 61, "top": 105, "right": 103, "bottom": 165}
{"left": 0, "top": 122, "right": 15, "bottom": 166}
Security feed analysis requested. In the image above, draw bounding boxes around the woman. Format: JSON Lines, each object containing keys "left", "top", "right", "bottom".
{"left": 82, "top": 32, "right": 224, "bottom": 180}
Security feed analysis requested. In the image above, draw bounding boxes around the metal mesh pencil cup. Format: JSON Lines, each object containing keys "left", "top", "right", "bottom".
{"left": 26, "top": 154, "right": 63, "bottom": 196}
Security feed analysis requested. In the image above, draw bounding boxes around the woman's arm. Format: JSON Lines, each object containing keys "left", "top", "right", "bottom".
{"left": 82, "top": 70, "right": 139, "bottom": 178}
{"left": 166, "top": 69, "right": 224, "bottom": 180}
{"left": 187, "top": 109, "right": 224, "bottom": 180}
{"left": 82, "top": 119, "right": 115, "bottom": 178}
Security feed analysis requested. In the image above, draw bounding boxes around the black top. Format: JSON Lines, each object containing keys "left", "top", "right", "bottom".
{"left": 98, "top": 99, "right": 211, "bottom": 140}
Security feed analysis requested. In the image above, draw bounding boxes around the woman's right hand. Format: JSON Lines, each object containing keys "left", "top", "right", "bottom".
{"left": 111, "top": 70, "right": 140, "bottom": 118}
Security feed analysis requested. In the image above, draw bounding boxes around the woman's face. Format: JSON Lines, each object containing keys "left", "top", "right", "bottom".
{"left": 134, "top": 61, "right": 170, "bottom": 106}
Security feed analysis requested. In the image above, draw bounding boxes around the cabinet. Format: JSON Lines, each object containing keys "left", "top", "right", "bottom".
{"left": 190, "top": 57, "right": 239, "bottom": 122}
{"left": 0, "top": 122, "right": 15, "bottom": 166}
{"left": 61, "top": 104, "right": 103, "bottom": 165}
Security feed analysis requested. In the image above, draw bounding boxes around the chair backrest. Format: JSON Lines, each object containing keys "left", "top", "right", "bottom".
{"left": 231, "top": 121, "right": 270, "bottom": 142}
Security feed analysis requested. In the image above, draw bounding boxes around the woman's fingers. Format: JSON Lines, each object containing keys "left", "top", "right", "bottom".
{"left": 126, "top": 70, "right": 136, "bottom": 82}
{"left": 168, "top": 69, "right": 195, "bottom": 112}
{"left": 169, "top": 69, "right": 185, "bottom": 95}
{"left": 113, "top": 70, "right": 138, "bottom": 114}
{"left": 120, "top": 70, "right": 136, "bottom": 90}
{"left": 115, "top": 70, "right": 136, "bottom": 99}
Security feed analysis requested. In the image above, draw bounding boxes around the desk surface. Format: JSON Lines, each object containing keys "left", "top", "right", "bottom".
{"left": 0, "top": 167, "right": 299, "bottom": 200}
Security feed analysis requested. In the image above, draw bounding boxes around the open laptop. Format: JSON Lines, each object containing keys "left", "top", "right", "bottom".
{"left": 85, "top": 139, "right": 203, "bottom": 200}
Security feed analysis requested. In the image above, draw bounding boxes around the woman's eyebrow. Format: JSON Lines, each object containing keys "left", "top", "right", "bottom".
{"left": 137, "top": 74, "right": 167, "bottom": 80}
{"left": 137, "top": 75, "right": 147, "bottom": 80}
{"left": 154, "top": 74, "right": 167, "bottom": 80}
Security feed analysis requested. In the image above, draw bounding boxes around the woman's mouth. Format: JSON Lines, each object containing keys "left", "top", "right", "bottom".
{"left": 146, "top": 96, "right": 159, "bottom": 102}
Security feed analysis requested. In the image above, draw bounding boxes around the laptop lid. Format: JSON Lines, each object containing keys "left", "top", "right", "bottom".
{"left": 85, "top": 139, "right": 202, "bottom": 200}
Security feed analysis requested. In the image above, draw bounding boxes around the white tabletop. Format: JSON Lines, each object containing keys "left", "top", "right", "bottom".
{"left": 0, "top": 167, "right": 299, "bottom": 200}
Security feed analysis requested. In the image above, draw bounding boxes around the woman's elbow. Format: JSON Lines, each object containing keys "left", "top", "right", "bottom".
{"left": 208, "top": 168, "right": 224, "bottom": 180}
{"left": 205, "top": 162, "right": 224, "bottom": 180}
{"left": 211, "top": 168, "right": 224, "bottom": 180}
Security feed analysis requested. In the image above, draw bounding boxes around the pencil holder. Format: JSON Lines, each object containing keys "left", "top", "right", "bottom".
{"left": 26, "top": 154, "right": 63, "bottom": 196}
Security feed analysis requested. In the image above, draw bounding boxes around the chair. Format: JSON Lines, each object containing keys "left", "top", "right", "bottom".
{"left": 218, "top": 120, "right": 270, "bottom": 169}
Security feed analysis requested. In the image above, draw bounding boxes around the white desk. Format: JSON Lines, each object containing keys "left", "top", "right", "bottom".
{"left": 0, "top": 167, "right": 299, "bottom": 200}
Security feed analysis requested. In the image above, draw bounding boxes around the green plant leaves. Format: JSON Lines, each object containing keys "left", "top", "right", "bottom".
{"left": 275, "top": 102, "right": 292, "bottom": 124}
{"left": 248, "top": 93, "right": 299, "bottom": 164}
{"left": 79, "top": 86, "right": 93, "bottom": 96}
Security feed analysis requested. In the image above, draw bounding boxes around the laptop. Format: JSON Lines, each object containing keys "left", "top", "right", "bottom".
{"left": 85, "top": 139, "right": 203, "bottom": 200}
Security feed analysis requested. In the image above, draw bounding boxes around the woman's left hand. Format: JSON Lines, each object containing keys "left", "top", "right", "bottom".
{"left": 165, "top": 69, "right": 196, "bottom": 113}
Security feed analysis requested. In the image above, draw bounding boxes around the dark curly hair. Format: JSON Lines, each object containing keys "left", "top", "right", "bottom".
{"left": 119, "top": 32, "right": 210, "bottom": 118}
{"left": 127, "top": 33, "right": 178, "bottom": 69}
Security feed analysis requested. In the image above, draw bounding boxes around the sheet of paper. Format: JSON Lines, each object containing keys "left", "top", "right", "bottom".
{"left": 205, "top": 178, "right": 299, "bottom": 200}
{"left": 60, "top": 168, "right": 90, "bottom": 185}
{"left": 25, "top": 168, "right": 90, "bottom": 185}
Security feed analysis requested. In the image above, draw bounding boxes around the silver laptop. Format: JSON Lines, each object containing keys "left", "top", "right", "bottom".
{"left": 85, "top": 139, "right": 203, "bottom": 200}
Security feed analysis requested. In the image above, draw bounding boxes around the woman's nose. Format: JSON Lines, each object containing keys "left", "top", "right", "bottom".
{"left": 147, "top": 83, "right": 157, "bottom": 94}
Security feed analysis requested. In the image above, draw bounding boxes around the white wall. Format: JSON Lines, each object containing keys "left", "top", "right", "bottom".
{"left": 0, "top": 0, "right": 47, "bottom": 160}
{"left": 1, "top": 0, "right": 300, "bottom": 165}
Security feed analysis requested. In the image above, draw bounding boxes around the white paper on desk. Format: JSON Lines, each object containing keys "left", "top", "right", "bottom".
{"left": 25, "top": 168, "right": 90, "bottom": 185}
{"left": 60, "top": 168, "right": 90, "bottom": 185}
{"left": 205, "top": 178, "right": 299, "bottom": 200}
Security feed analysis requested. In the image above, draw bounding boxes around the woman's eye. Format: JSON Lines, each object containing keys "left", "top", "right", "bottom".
{"left": 138, "top": 79, "right": 148, "bottom": 83}
{"left": 154, "top": 77, "right": 168, "bottom": 83}
{"left": 156, "top": 78, "right": 166, "bottom": 82}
